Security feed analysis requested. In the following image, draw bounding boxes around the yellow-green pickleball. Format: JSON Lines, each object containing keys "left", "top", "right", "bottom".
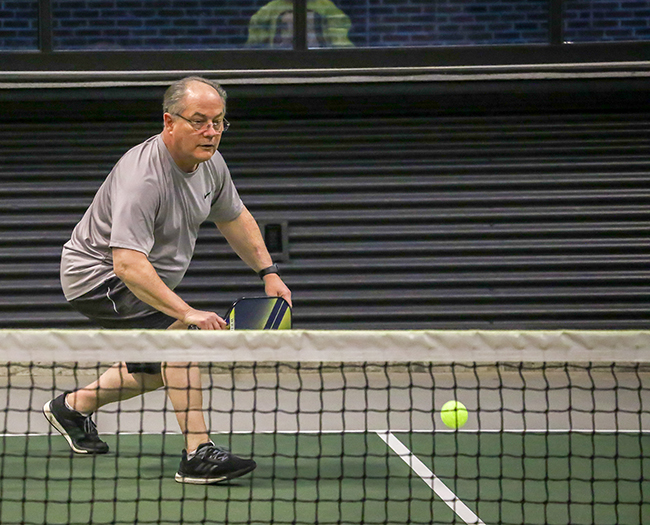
{"left": 440, "top": 400, "right": 468, "bottom": 429}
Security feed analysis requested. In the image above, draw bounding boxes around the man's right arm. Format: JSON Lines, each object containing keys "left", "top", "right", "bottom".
{"left": 112, "top": 247, "right": 226, "bottom": 330}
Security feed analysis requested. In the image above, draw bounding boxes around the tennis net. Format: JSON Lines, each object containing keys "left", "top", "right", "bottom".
{"left": 0, "top": 329, "right": 648, "bottom": 525}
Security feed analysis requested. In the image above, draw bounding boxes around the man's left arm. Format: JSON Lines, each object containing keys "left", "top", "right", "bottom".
{"left": 216, "top": 206, "right": 292, "bottom": 306}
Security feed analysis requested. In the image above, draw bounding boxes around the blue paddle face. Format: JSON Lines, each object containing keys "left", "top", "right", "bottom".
{"left": 225, "top": 297, "right": 292, "bottom": 330}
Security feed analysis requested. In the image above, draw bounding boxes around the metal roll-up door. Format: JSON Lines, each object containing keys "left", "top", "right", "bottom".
{"left": 1, "top": 110, "right": 649, "bottom": 329}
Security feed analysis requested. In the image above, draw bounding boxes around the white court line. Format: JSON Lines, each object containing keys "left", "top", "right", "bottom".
{"left": 377, "top": 431, "right": 485, "bottom": 525}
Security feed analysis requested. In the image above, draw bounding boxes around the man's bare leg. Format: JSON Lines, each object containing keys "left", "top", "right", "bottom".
{"left": 161, "top": 361, "right": 210, "bottom": 453}
{"left": 162, "top": 319, "right": 210, "bottom": 452}
{"left": 159, "top": 322, "right": 256, "bottom": 484}
{"left": 66, "top": 363, "right": 164, "bottom": 414}
{"left": 66, "top": 320, "right": 209, "bottom": 451}
{"left": 51, "top": 320, "right": 211, "bottom": 456}
{"left": 43, "top": 361, "right": 159, "bottom": 454}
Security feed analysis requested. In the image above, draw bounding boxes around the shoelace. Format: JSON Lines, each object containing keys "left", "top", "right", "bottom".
{"left": 197, "top": 445, "right": 229, "bottom": 462}
{"left": 82, "top": 416, "right": 99, "bottom": 437}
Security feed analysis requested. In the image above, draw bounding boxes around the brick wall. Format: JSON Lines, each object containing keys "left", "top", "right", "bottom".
{"left": 564, "top": 0, "right": 650, "bottom": 42}
{"left": 49, "top": 0, "right": 551, "bottom": 49}
{"left": 1, "top": 0, "right": 650, "bottom": 51}
{"left": 337, "top": 0, "right": 549, "bottom": 46}
{"left": 0, "top": 1, "right": 38, "bottom": 50}
{"left": 51, "top": 0, "right": 270, "bottom": 50}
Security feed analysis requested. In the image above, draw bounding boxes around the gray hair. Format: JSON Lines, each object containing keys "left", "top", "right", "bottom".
{"left": 163, "top": 76, "right": 227, "bottom": 115}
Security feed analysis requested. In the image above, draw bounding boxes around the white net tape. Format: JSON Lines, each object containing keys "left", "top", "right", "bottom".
{"left": 0, "top": 329, "right": 648, "bottom": 363}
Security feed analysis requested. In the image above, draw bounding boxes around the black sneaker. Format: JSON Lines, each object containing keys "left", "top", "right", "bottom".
{"left": 175, "top": 443, "right": 256, "bottom": 484}
{"left": 43, "top": 392, "right": 109, "bottom": 454}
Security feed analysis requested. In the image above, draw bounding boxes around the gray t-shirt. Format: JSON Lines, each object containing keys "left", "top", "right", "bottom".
{"left": 61, "top": 134, "right": 243, "bottom": 300}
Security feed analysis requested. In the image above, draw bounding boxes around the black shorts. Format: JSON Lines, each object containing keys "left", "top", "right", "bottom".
{"left": 68, "top": 276, "right": 176, "bottom": 375}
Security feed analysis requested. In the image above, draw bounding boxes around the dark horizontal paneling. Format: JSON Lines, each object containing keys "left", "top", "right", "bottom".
{"left": 3, "top": 42, "right": 650, "bottom": 76}
{"left": 1, "top": 105, "right": 649, "bottom": 329}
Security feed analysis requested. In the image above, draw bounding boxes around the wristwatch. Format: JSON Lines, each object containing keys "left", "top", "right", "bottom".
{"left": 257, "top": 264, "right": 280, "bottom": 280}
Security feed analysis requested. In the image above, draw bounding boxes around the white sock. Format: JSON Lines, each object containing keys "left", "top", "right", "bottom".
{"left": 64, "top": 395, "right": 91, "bottom": 417}
{"left": 187, "top": 441, "right": 214, "bottom": 459}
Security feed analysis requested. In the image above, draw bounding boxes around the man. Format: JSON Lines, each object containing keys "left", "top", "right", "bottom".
{"left": 43, "top": 76, "right": 291, "bottom": 484}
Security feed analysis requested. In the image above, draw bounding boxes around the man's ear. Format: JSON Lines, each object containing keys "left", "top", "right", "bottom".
{"left": 163, "top": 113, "right": 174, "bottom": 131}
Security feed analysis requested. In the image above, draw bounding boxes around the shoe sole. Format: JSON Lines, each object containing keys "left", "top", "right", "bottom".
{"left": 43, "top": 400, "right": 106, "bottom": 455}
{"left": 174, "top": 464, "right": 256, "bottom": 485}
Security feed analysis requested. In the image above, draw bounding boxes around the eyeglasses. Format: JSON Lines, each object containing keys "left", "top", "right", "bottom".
{"left": 173, "top": 113, "right": 230, "bottom": 133}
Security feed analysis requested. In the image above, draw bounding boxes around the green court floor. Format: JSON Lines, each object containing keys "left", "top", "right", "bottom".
{"left": 1, "top": 432, "right": 648, "bottom": 525}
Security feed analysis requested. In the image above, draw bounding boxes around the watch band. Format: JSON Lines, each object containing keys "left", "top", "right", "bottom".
{"left": 257, "top": 264, "right": 280, "bottom": 280}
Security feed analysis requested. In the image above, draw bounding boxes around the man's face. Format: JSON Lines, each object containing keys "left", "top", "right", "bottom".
{"left": 163, "top": 82, "right": 226, "bottom": 172}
